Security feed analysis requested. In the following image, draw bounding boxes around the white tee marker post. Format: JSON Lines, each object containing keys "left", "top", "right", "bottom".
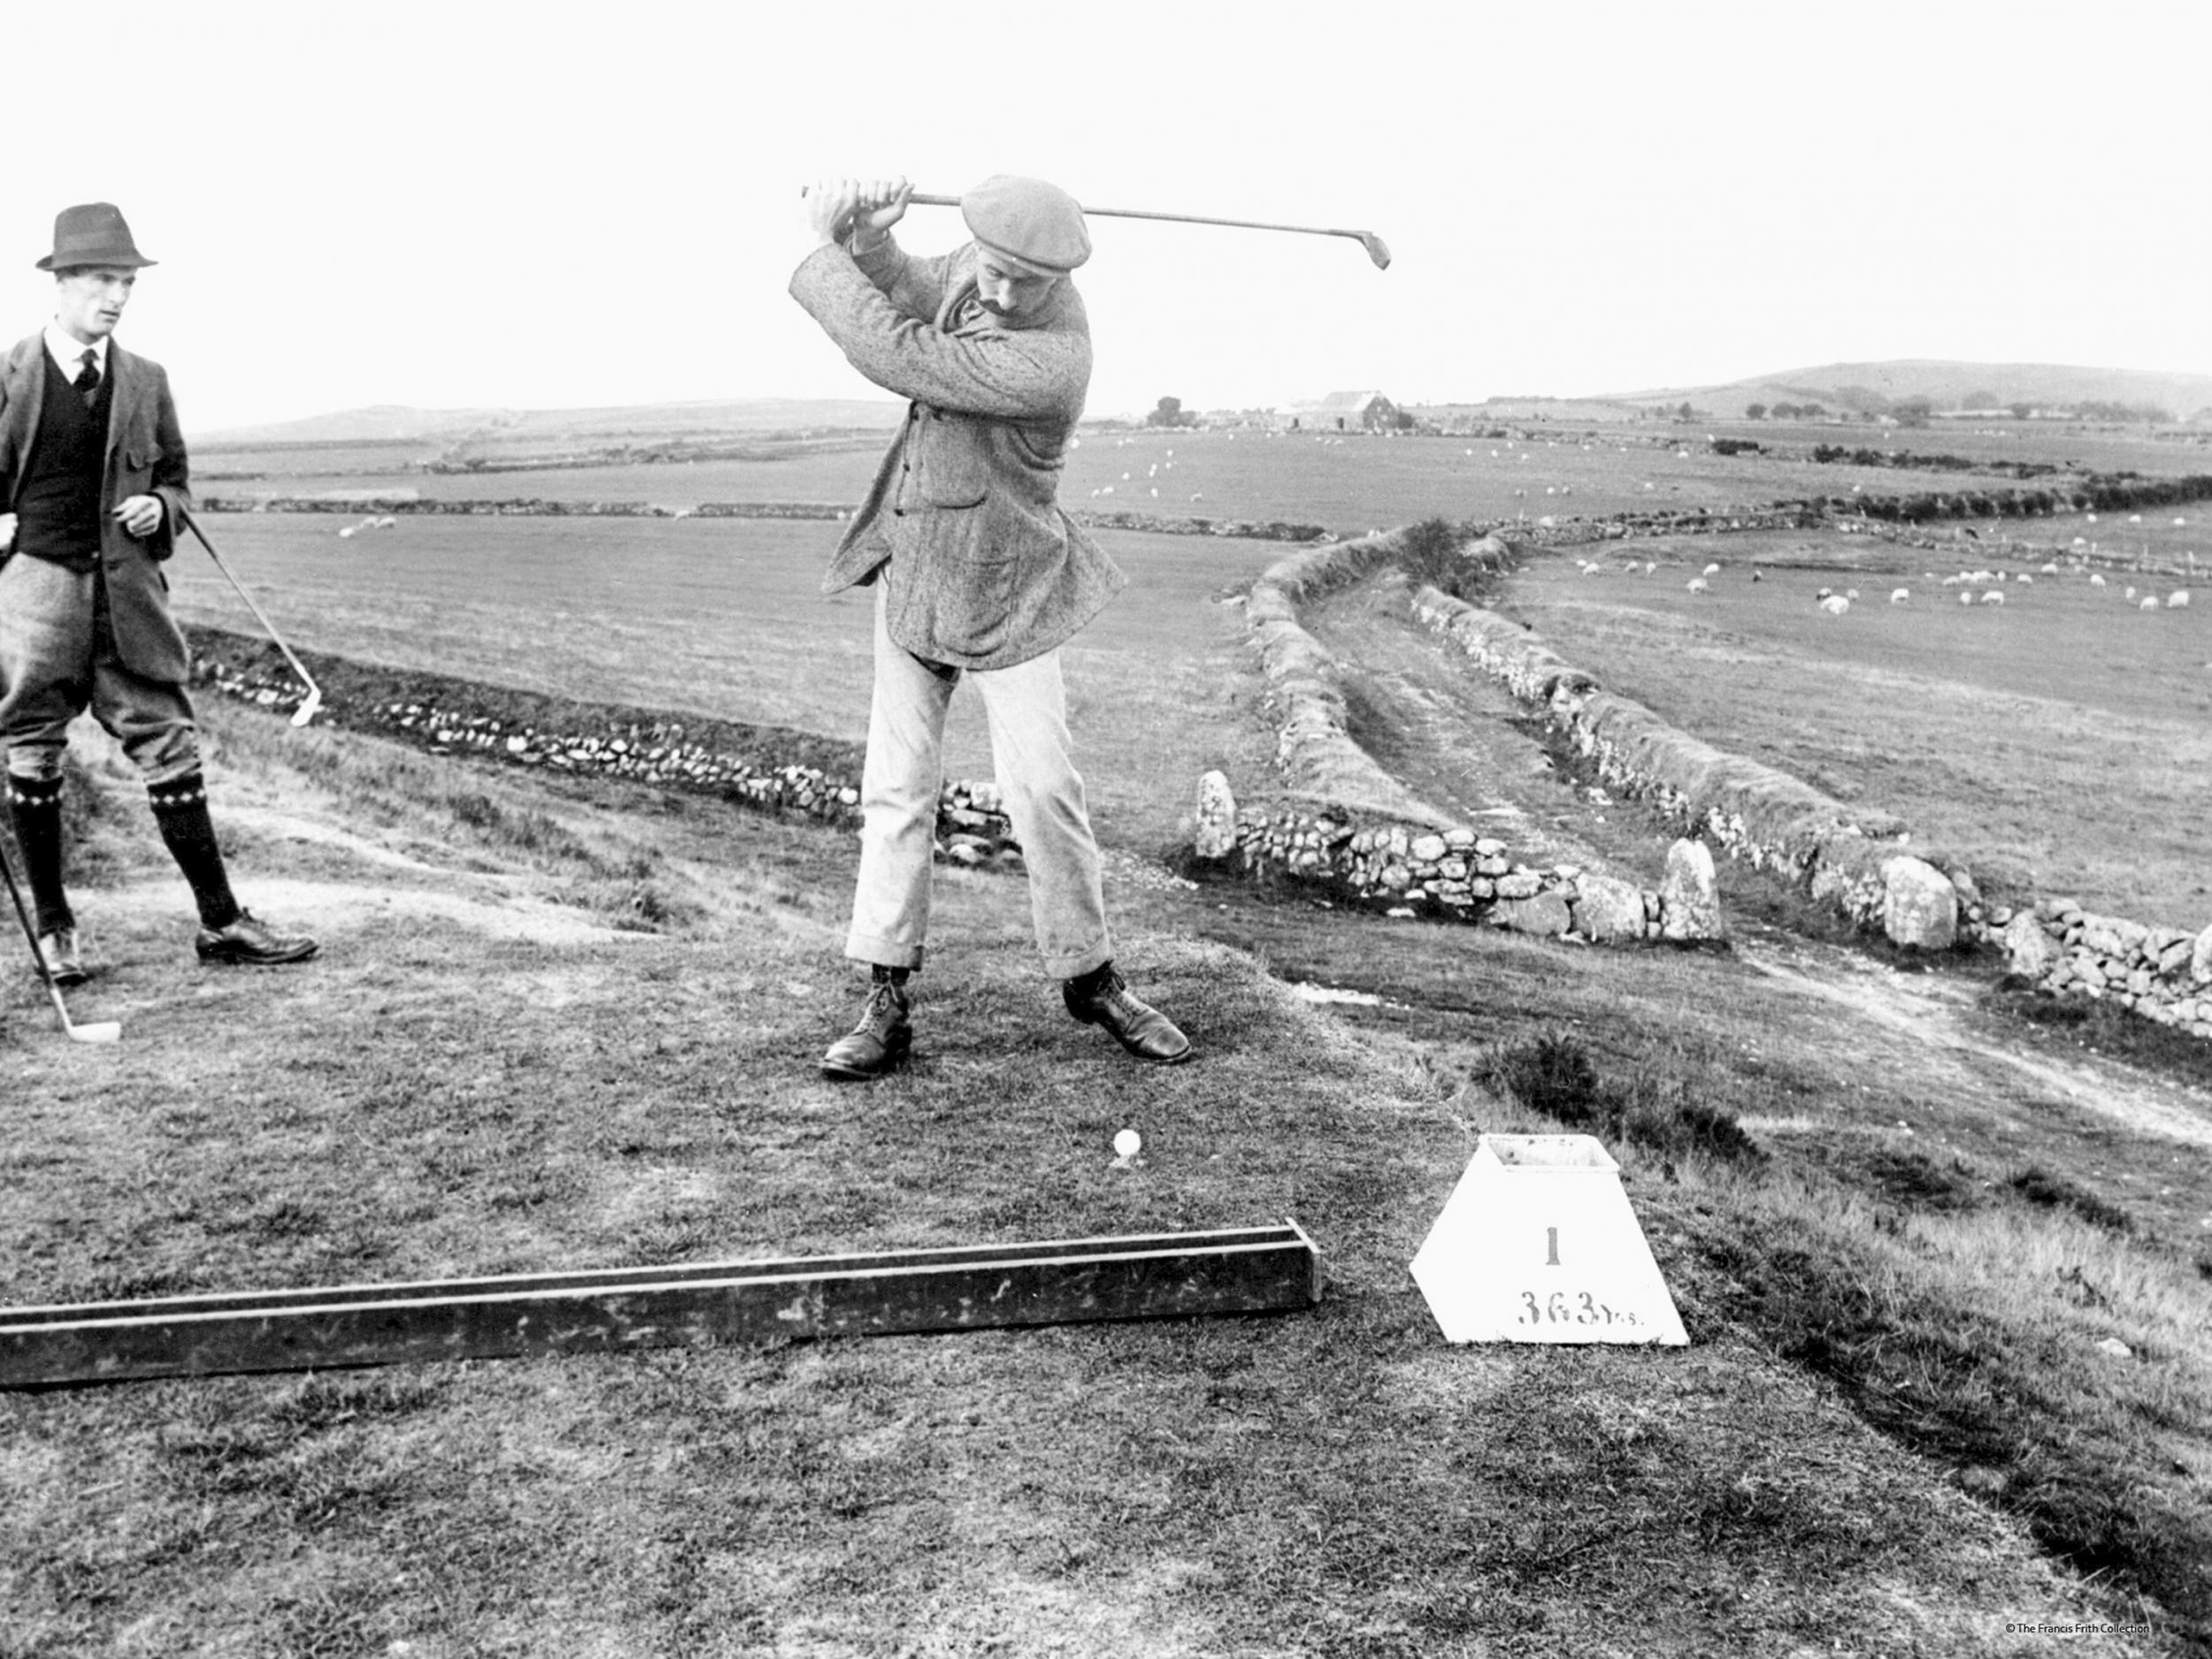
{"left": 1409, "top": 1134, "right": 1688, "bottom": 1346}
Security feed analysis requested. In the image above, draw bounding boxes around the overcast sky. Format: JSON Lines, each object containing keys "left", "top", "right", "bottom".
{"left": 9, "top": 1, "right": 2205, "bottom": 433}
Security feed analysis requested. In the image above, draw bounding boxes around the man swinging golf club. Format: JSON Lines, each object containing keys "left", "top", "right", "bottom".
{"left": 792, "top": 173, "right": 1189, "bottom": 1078}
{"left": 0, "top": 204, "right": 316, "bottom": 982}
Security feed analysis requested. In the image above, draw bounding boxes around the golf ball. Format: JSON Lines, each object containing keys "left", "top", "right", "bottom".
{"left": 1113, "top": 1129, "right": 1142, "bottom": 1159}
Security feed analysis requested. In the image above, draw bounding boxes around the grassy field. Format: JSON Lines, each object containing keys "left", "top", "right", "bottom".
{"left": 165, "top": 513, "right": 1286, "bottom": 850}
{"left": 3, "top": 696, "right": 2203, "bottom": 1655}
{"left": 7, "top": 412, "right": 2209, "bottom": 1653}
{"left": 193, "top": 416, "right": 2212, "bottom": 527}
{"left": 1502, "top": 527, "right": 2212, "bottom": 925}
{"left": 171, "top": 419, "right": 2210, "bottom": 921}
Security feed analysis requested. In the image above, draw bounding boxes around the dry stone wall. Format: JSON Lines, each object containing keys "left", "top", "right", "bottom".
{"left": 1408, "top": 586, "right": 1973, "bottom": 951}
{"left": 1210, "top": 526, "right": 1718, "bottom": 942}
{"left": 1196, "top": 772, "right": 1694, "bottom": 942}
{"left": 185, "top": 626, "right": 1021, "bottom": 864}
{"left": 2001, "top": 904, "right": 2212, "bottom": 1037}
{"left": 201, "top": 495, "right": 1356, "bottom": 545}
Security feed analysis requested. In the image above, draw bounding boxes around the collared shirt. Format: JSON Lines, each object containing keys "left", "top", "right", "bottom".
{"left": 43, "top": 323, "right": 109, "bottom": 384}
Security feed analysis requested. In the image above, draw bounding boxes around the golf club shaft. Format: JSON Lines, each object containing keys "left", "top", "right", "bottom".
{"left": 0, "top": 834, "right": 82, "bottom": 1033}
{"left": 906, "top": 192, "right": 1373, "bottom": 246}
{"left": 805, "top": 187, "right": 1390, "bottom": 268}
{"left": 178, "top": 509, "right": 324, "bottom": 713}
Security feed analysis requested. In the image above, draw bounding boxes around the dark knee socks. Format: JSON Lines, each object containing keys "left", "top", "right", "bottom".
{"left": 148, "top": 772, "right": 241, "bottom": 930}
{"left": 5, "top": 773, "right": 72, "bottom": 934}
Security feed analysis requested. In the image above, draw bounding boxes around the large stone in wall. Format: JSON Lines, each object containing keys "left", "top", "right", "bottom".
{"left": 1494, "top": 894, "right": 1573, "bottom": 937}
{"left": 1660, "top": 839, "right": 1725, "bottom": 941}
{"left": 1194, "top": 771, "right": 1239, "bottom": 860}
{"left": 1880, "top": 856, "right": 1958, "bottom": 950}
{"left": 2195, "top": 923, "right": 2212, "bottom": 986}
{"left": 2001, "top": 910, "right": 2059, "bottom": 980}
{"left": 1572, "top": 874, "right": 1649, "bottom": 942}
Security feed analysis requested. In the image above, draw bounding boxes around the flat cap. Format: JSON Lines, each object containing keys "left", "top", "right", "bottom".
{"left": 961, "top": 175, "right": 1090, "bottom": 274}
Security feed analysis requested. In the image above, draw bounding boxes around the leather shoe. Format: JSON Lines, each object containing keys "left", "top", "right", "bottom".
{"left": 195, "top": 909, "right": 319, "bottom": 966}
{"left": 822, "top": 979, "right": 912, "bottom": 1080}
{"left": 1064, "top": 966, "right": 1192, "bottom": 1064}
{"left": 34, "top": 927, "right": 87, "bottom": 987}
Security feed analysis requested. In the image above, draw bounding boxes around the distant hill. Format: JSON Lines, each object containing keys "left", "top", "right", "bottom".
{"left": 197, "top": 397, "right": 908, "bottom": 448}
{"left": 1612, "top": 360, "right": 2212, "bottom": 421}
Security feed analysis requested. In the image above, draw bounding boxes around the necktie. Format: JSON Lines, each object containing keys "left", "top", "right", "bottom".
{"left": 74, "top": 349, "right": 100, "bottom": 407}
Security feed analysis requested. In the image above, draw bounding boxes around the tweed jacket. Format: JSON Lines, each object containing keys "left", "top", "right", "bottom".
{"left": 790, "top": 236, "right": 1125, "bottom": 671}
{"left": 0, "top": 332, "right": 195, "bottom": 681}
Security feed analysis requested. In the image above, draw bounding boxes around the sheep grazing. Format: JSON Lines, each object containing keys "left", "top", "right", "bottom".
{"left": 2167, "top": 591, "right": 2191, "bottom": 609}
{"left": 1816, "top": 587, "right": 1833, "bottom": 601}
{"left": 1959, "top": 591, "right": 1973, "bottom": 606}
{"left": 2016, "top": 573, "right": 2032, "bottom": 584}
{"left": 1890, "top": 588, "right": 1909, "bottom": 604}
{"left": 2041, "top": 563, "right": 2059, "bottom": 575}
{"left": 1818, "top": 595, "right": 1850, "bottom": 616}
{"left": 1686, "top": 578, "right": 1709, "bottom": 594}
{"left": 1980, "top": 590, "right": 2005, "bottom": 605}
{"left": 1701, "top": 563, "right": 1720, "bottom": 576}
{"left": 1846, "top": 588, "right": 1860, "bottom": 601}
{"left": 337, "top": 526, "right": 356, "bottom": 539}
{"left": 2090, "top": 573, "right": 2106, "bottom": 587}
{"left": 2141, "top": 596, "right": 2162, "bottom": 611}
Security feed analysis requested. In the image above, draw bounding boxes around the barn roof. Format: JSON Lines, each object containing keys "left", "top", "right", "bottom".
{"left": 1286, "top": 389, "right": 1390, "bottom": 412}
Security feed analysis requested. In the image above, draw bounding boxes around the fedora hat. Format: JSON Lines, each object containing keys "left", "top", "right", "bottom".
{"left": 36, "top": 203, "right": 156, "bottom": 272}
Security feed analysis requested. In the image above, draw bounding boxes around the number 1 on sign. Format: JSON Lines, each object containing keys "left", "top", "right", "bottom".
{"left": 1547, "top": 1226, "right": 1559, "bottom": 1267}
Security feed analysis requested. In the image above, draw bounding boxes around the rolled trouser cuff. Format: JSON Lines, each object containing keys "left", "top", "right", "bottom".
{"left": 1043, "top": 940, "right": 1113, "bottom": 981}
{"left": 844, "top": 931, "right": 926, "bottom": 972}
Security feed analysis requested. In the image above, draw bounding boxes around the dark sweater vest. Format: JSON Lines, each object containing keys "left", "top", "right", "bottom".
{"left": 16, "top": 349, "right": 112, "bottom": 572}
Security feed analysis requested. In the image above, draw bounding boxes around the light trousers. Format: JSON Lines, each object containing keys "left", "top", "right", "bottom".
{"left": 847, "top": 583, "right": 1112, "bottom": 980}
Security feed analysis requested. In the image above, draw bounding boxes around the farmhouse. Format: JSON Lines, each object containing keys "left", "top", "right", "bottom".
{"left": 1279, "top": 390, "right": 1399, "bottom": 433}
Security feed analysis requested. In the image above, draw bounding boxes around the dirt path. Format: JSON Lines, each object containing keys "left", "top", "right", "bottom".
{"left": 1302, "top": 574, "right": 2212, "bottom": 1240}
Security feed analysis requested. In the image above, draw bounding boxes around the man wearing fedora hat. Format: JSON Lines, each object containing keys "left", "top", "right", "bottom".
{"left": 0, "top": 203, "right": 316, "bottom": 983}
{"left": 790, "top": 173, "right": 1190, "bottom": 1079}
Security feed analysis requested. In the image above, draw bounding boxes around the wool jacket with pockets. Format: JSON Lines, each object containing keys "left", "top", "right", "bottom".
{"left": 790, "top": 236, "right": 1125, "bottom": 671}
{"left": 0, "top": 332, "right": 196, "bottom": 682}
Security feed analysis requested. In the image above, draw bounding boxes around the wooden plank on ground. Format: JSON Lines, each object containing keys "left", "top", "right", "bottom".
{"left": 0, "top": 1221, "right": 1323, "bottom": 1389}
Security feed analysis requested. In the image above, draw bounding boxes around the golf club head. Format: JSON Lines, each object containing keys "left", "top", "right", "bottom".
{"left": 68, "top": 1020, "right": 121, "bottom": 1044}
{"left": 1357, "top": 232, "right": 1392, "bottom": 271}
{"left": 290, "top": 687, "right": 324, "bottom": 727}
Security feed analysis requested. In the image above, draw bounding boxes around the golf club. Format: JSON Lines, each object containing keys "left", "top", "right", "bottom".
{"left": 177, "top": 507, "right": 325, "bottom": 726}
{"left": 0, "top": 838, "right": 120, "bottom": 1044}
{"left": 804, "top": 187, "right": 1392, "bottom": 270}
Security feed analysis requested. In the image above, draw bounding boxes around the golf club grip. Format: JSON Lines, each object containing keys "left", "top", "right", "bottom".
{"left": 798, "top": 187, "right": 957, "bottom": 205}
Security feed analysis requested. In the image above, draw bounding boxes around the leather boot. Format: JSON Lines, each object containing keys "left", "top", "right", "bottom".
{"left": 35, "top": 926, "right": 88, "bottom": 987}
{"left": 195, "top": 909, "right": 320, "bottom": 965}
{"left": 822, "top": 972, "right": 913, "bottom": 1080}
{"left": 1064, "top": 964, "right": 1192, "bottom": 1064}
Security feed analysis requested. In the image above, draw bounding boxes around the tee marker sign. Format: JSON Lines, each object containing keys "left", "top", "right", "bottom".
{"left": 1409, "top": 1134, "right": 1688, "bottom": 1346}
